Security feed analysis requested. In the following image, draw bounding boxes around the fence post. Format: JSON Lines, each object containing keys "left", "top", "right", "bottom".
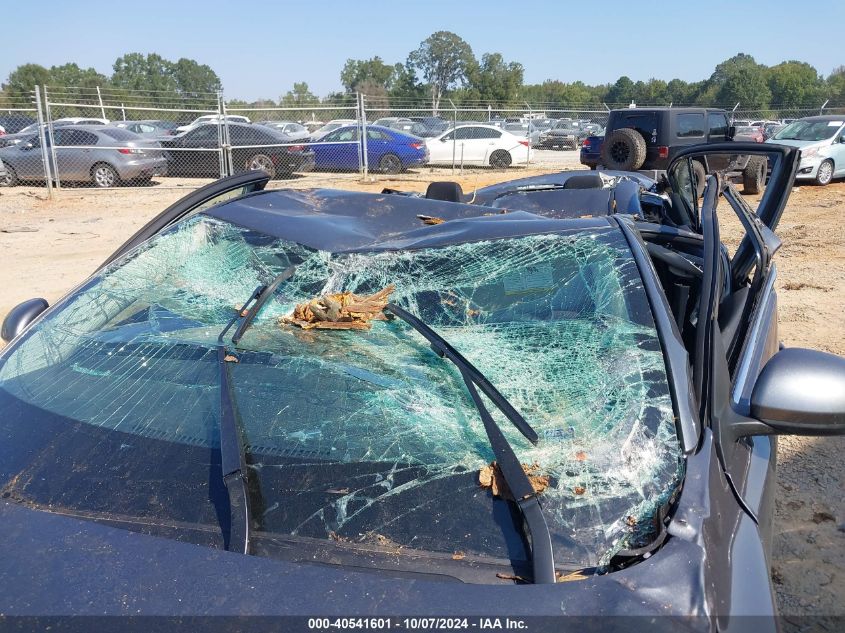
{"left": 358, "top": 92, "right": 369, "bottom": 180}
{"left": 731, "top": 102, "right": 740, "bottom": 122}
{"left": 525, "top": 101, "right": 532, "bottom": 166}
{"left": 43, "top": 86, "right": 61, "bottom": 190}
{"left": 32, "top": 86, "right": 53, "bottom": 200}
{"left": 449, "top": 99, "right": 457, "bottom": 175}
{"left": 820, "top": 99, "right": 829, "bottom": 115}
{"left": 215, "top": 91, "right": 227, "bottom": 178}
{"left": 221, "top": 92, "right": 234, "bottom": 178}
{"left": 96, "top": 86, "right": 106, "bottom": 120}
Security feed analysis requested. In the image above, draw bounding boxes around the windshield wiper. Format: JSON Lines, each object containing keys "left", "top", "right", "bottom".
{"left": 232, "top": 266, "right": 296, "bottom": 345}
{"left": 215, "top": 266, "right": 296, "bottom": 554}
{"left": 384, "top": 303, "right": 555, "bottom": 584}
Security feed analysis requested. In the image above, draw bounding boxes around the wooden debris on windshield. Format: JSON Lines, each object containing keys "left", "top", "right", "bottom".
{"left": 280, "top": 285, "right": 395, "bottom": 331}
{"left": 417, "top": 214, "right": 445, "bottom": 225}
{"left": 478, "top": 461, "right": 549, "bottom": 500}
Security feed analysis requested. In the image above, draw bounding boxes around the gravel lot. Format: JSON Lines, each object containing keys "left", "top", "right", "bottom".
{"left": 0, "top": 163, "right": 842, "bottom": 618}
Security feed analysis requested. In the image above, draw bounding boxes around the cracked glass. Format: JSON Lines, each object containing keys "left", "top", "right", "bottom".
{"left": 0, "top": 215, "right": 683, "bottom": 573}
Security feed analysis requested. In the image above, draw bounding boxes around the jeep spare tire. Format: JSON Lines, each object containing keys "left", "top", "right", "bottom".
{"left": 601, "top": 128, "right": 647, "bottom": 171}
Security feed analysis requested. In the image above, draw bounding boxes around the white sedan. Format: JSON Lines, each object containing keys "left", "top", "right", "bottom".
{"left": 425, "top": 124, "right": 529, "bottom": 167}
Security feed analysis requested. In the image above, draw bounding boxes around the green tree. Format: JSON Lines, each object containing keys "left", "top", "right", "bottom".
{"left": 827, "top": 66, "right": 845, "bottom": 104}
{"left": 112, "top": 53, "right": 178, "bottom": 95}
{"left": 709, "top": 53, "right": 771, "bottom": 107}
{"left": 388, "top": 62, "right": 424, "bottom": 101}
{"left": 767, "top": 61, "right": 822, "bottom": 107}
{"left": 2, "top": 64, "right": 51, "bottom": 101}
{"left": 605, "top": 76, "right": 635, "bottom": 105}
{"left": 340, "top": 57, "right": 394, "bottom": 92}
{"left": 408, "top": 31, "right": 475, "bottom": 113}
{"left": 465, "top": 53, "right": 524, "bottom": 104}
{"left": 171, "top": 58, "right": 221, "bottom": 98}
{"left": 280, "top": 82, "right": 319, "bottom": 107}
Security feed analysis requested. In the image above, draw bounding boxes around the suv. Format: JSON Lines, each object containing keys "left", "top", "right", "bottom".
{"left": 597, "top": 107, "right": 765, "bottom": 193}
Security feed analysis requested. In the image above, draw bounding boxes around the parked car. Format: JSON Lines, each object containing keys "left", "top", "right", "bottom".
{"left": 0, "top": 114, "right": 36, "bottom": 134}
{"left": 426, "top": 124, "right": 529, "bottom": 167}
{"left": 580, "top": 135, "right": 604, "bottom": 168}
{"left": 408, "top": 116, "right": 451, "bottom": 136}
{"left": 536, "top": 120, "right": 582, "bottom": 150}
{"left": 255, "top": 121, "right": 310, "bottom": 140}
{"left": 175, "top": 115, "right": 250, "bottom": 134}
{"left": 733, "top": 126, "right": 765, "bottom": 143}
{"left": 311, "top": 124, "right": 427, "bottom": 173}
{"left": 0, "top": 125, "right": 167, "bottom": 187}
{"left": 0, "top": 143, "right": 841, "bottom": 625}
{"left": 767, "top": 115, "right": 845, "bottom": 185}
{"left": 160, "top": 122, "right": 314, "bottom": 179}
{"left": 112, "top": 120, "right": 180, "bottom": 138}
{"left": 53, "top": 117, "right": 109, "bottom": 126}
{"left": 371, "top": 117, "right": 428, "bottom": 137}
{"left": 0, "top": 158, "right": 6, "bottom": 183}
{"left": 310, "top": 119, "right": 358, "bottom": 140}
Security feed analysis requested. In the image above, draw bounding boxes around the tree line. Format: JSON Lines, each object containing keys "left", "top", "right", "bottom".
{"left": 2, "top": 36, "right": 844, "bottom": 114}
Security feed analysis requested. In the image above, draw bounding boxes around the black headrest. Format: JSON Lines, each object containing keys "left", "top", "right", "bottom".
{"left": 562, "top": 174, "right": 604, "bottom": 189}
{"left": 425, "top": 181, "right": 465, "bottom": 202}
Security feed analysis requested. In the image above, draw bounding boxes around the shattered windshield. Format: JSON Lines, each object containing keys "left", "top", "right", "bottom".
{"left": 0, "top": 215, "right": 682, "bottom": 576}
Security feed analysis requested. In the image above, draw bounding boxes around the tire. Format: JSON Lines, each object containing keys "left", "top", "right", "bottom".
{"left": 379, "top": 153, "right": 402, "bottom": 174}
{"left": 692, "top": 160, "right": 706, "bottom": 198}
{"left": 815, "top": 159, "right": 834, "bottom": 186}
{"left": 742, "top": 156, "right": 766, "bottom": 194}
{"left": 489, "top": 149, "right": 512, "bottom": 168}
{"left": 600, "top": 128, "right": 647, "bottom": 171}
{"left": 91, "top": 163, "right": 119, "bottom": 188}
{"left": 246, "top": 153, "right": 276, "bottom": 179}
{"left": 0, "top": 165, "right": 18, "bottom": 187}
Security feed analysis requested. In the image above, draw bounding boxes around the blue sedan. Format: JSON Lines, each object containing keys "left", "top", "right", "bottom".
{"left": 310, "top": 125, "right": 428, "bottom": 173}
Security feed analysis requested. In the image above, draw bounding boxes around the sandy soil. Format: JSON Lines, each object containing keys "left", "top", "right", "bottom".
{"left": 0, "top": 170, "right": 843, "bottom": 617}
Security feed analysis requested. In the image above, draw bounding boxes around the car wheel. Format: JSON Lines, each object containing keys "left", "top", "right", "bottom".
{"left": 379, "top": 153, "right": 402, "bottom": 174}
{"left": 489, "top": 150, "right": 512, "bottom": 168}
{"left": 815, "top": 159, "right": 834, "bottom": 186}
{"left": 246, "top": 154, "right": 276, "bottom": 179}
{"left": 600, "top": 128, "right": 647, "bottom": 171}
{"left": 0, "top": 165, "right": 19, "bottom": 187}
{"left": 742, "top": 156, "right": 766, "bottom": 194}
{"left": 91, "top": 163, "right": 119, "bottom": 188}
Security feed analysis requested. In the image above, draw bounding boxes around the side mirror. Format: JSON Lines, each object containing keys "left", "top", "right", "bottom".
{"left": 727, "top": 126, "right": 736, "bottom": 140}
{"left": 745, "top": 348, "right": 845, "bottom": 436}
{"left": 1, "top": 298, "right": 49, "bottom": 342}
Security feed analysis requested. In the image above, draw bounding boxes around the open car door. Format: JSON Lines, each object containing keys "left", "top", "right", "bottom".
{"left": 666, "top": 143, "right": 801, "bottom": 536}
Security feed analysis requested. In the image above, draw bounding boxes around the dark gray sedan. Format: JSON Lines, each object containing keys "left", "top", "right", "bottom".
{"left": 0, "top": 125, "right": 167, "bottom": 187}
{"left": 0, "top": 144, "right": 842, "bottom": 630}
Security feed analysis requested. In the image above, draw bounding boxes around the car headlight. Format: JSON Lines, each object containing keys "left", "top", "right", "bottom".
{"left": 801, "top": 147, "right": 818, "bottom": 159}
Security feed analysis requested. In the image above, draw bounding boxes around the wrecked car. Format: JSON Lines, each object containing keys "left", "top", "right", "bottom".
{"left": 0, "top": 144, "right": 843, "bottom": 630}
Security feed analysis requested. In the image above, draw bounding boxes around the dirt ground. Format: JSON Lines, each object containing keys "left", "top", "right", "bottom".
{"left": 0, "top": 169, "right": 843, "bottom": 617}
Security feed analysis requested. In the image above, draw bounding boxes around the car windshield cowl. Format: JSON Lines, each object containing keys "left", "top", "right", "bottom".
{"left": 0, "top": 214, "right": 683, "bottom": 579}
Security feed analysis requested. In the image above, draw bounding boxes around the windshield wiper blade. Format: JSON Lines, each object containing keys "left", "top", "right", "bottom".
{"left": 232, "top": 265, "right": 296, "bottom": 345}
{"left": 385, "top": 303, "right": 537, "bottom": 443}
{"left": 216, "top": 312, "right": 253, "bottom": 554}
{"left": 384, "top": 303, "right": 555, "bottom": 584}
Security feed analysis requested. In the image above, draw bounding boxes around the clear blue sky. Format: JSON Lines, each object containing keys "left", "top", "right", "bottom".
{"left": 3, "top": 0, "right": 842, "bottom": 100}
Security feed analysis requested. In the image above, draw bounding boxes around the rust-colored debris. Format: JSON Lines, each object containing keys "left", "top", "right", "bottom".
{"left": 573, "top": 485, "right": 586, "bottom": 495}
{"left": 280, "top": 285, "right": 395, "bottom": 331}
{"left": 556, "top": 570, "right": 590, "bottom": 583}
{"left": 451, "top": 551, "right": 466, "bottom": 560}
{"left": 223, "top": 354, "right": 239, "bottom": 363}
{"left": 417, "top": 214, "right": 445, "bottom": 225}
{"left": 574, "top": 450, "right": 588, "bottom": 461}
{"left": 478, "top": 461, "right": 549, "bottom": 500}
{"left": 496, "top": 572, "right": 527, "bottom": 582}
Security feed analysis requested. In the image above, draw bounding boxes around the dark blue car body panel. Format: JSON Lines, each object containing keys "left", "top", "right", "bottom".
{"left": 580, "top": 135, "right": 603, "bottom": 168}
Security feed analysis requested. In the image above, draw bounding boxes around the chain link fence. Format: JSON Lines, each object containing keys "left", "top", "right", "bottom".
{"left": 1, "top": 87, "right": 842, "bottom": 198}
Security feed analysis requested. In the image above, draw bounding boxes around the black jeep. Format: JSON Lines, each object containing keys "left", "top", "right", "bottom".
{"left": 600, "top": 107, "right": 766, "bottom": 194}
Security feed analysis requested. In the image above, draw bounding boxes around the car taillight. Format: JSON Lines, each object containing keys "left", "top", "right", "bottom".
{"left": 582, "top": 139, "right": 590, "bottom": 148}
{"left": 288, "top": 145, "right": 305, "bottom": 151}
{"left": 518, "top": 140, "right": 529, "bottom": 147}
{"left": 658, "top": 146, "right": 669, "bottom": 159}
{"left": 410, "top": 142, "right": 424, "bottom": 150}
{"left": 117, "top": 148, "right": 143, "bottom": 154}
